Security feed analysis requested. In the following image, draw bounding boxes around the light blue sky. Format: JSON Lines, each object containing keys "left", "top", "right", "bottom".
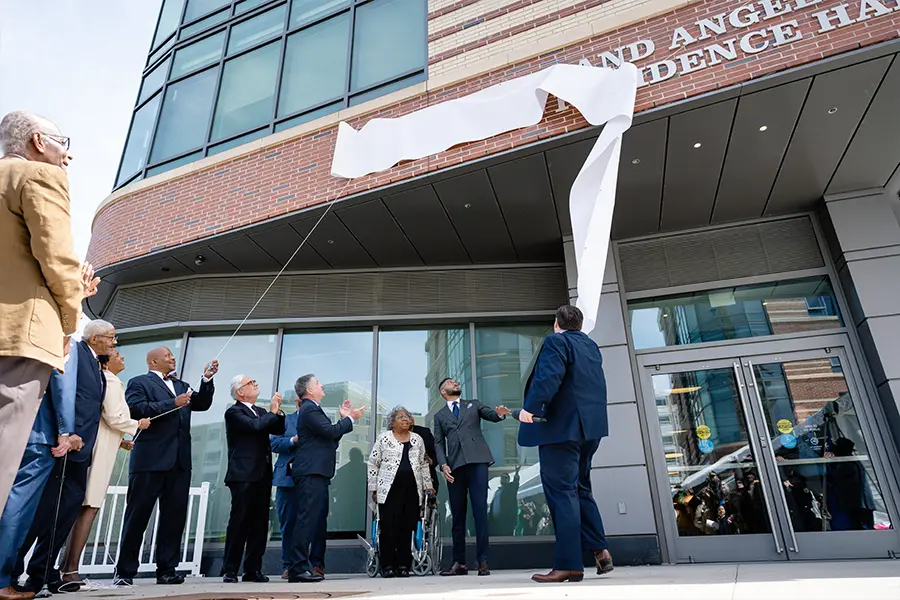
{"left": 0, "top": 0, "right": 162, "bottom": 260}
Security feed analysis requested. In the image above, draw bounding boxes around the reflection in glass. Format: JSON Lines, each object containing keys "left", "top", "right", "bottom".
{"left": 274, "top": 102, "right": 340, "bottom": 132}
{"left": 208, "top": 127, "right": 269, "bottom": 155}
{"left": 228, "top": 4, "right": 287, "bottom": 55}
{"left": 150, "top": 67, "right": 218, "bottom": 162}
{"left": 277, "top": 330, "right": 374, "bottom": 536}
{"left": 289, "top": 0, "right": 348, "bottom": 29}
{"left": 117, "top": 95, "right": 161, "bottom": 186}
{"left": 211, "top": 41, "right": 281, "bottom": 141}
{"left": 653, "top": 369, "right": 772, "bottom": 537}
{"left": 182, "top": 332, "right": 279, "bottom": 542}
{"left": 171, "top": 32, "right": 226, "bottom": 79}
{"left": 752, "top": 358, "right": 892, "bottom": 532}
{"left": 153, "top": 0, "right": 186, "bottom": 48}
{"left": 180, "top": 9, "right": 229, "bottom": 39}
{"left": 184, "top": 0, "right": 230, "bottom": 22}
{"left": 146, "top": 151, "right": 204, "bottom": 177}
{"left": 278, "top": 13, "right": 349, "bottom": 117}
{"left": 628, "top": 276, "right": 843, "bottom": 350}
{"left": 138, "top": 58, "right": 170, "bottom": 105}
{"left": 350, "top": 0, "right": 427, "bottom": 92}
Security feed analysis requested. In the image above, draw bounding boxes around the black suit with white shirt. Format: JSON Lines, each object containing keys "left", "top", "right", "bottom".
{"left": 115, "top": 371, "right": 214, "bottom": 579}
{"left": 221, "top": 401, "right": 285, "bottom": 576}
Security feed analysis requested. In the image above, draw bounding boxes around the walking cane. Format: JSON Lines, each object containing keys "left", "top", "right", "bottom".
{"left": 34, "top": 453, "right": 68, "bottom": 598}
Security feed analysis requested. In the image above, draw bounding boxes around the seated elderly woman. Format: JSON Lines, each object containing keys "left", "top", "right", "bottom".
{"left": 368, "top": 406, "right": 434, "bottom": 578}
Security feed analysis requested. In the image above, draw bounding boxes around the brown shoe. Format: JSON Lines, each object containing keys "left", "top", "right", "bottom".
{"left": 531, "top": 570, "right": 584, "bottom": 583}
{"left": 593, "top": 549, "right": 614, "bottom": 575}
{"left": 478, "top": 562, "right": 490, "bottom": 576}
{"left": 313, "top": 566, "right": 325, "bottom": 578}
{"left": 0, "top": 586, "right": 35, "bottom": 600}
{"left": 440, "top": 562, "right": 468, "bottom": 576}
{"left": 281, "top": 570, "right": 289, "bottom": 580}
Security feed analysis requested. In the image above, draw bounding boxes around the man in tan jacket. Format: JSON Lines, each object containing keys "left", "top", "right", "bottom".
{"left": 0, "top": 111, "right": 98, "bottom": 523}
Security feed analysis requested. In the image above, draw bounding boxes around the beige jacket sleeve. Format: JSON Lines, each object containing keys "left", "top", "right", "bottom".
{"left": 102, "top": 376, "right": 139, "bottom": 437}
{"left": 21, "top": 165, "right": 82, "bottom": 335}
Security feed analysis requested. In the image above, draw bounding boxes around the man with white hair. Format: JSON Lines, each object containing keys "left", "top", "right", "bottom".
{"left": 221, "top": 376, "right": 285, "bottom": 583}
{"left": 0, "top": 110, "right": 99, "bottom": 523}
{"left": 11, "top": 320, "right": 117, "bottom": 595}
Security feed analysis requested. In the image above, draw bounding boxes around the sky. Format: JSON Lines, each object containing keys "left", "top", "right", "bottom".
{"left": 0, "top": 0, "right": 163, "bottom": 260}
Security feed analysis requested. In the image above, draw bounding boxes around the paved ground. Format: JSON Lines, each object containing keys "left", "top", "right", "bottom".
{"left": 70, "top": 561, "right": 900, "bottom": 600}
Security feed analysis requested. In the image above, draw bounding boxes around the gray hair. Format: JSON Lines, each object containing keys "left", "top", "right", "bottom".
{"left": 294, "top": 373, "right": 315, "bottom": 399}
{"left": 82, "top": 319, "right": 114, "bottom": 340}
{"left": 0, "top": 111, "right": 59, "bottom": 156}
{"left": 230, "top": 374, "right": 248, "bottom": 400}
{"left": 386, "top": 406, "right": 412, "bottom": 429}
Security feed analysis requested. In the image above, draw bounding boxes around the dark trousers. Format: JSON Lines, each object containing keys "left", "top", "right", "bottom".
{"left": 116, "top": 467, "right": 191, "bottom": 578}
{"left": 14, "top": 456, "right": 89, "bottom": 586}
{"left": 287, "top": 475, "right": 329, "bottom": 577}
{"left": 447, "top": 462, "right": 489, "bottom": 564}
{"left": 222, "top": 481, "right": 271, "bottom": 576}
{"left": 378, "top": 474, "right": 419, "bottom": 570}
{"left": 538, "top": 439, "right": 608, "bottom": 571}
{"left": 276, "top": 485, "right": 325, "bottom": 571}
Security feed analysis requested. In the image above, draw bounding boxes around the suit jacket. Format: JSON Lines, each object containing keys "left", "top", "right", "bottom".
{"left": 126, "top": 371, "right": 215, "bottom": 472}
{"left": 517, "top": 330, "right": 609, "bottom": 448}
{"left": 271, "top": 411, "right": 300, "bottom": 488}
{"left": 433, "top": 399, "right": 504, "bottom": 471}
{"left": 224, "top": 401, "right": 285, "bottom": 484}
{"left": 69, "top": 340, "right": 108, "bottom": 464}
{"left": 412, "top": 424, "right": 438, "bottom": 489}
{"left": 29, "top": 349, "right": 78, "bottom": 447}
{"left": 0, "top": 157, "right": 82, "bottom": 370}
{"left": 292, "top": 400, "right": 352, "bottom": 479}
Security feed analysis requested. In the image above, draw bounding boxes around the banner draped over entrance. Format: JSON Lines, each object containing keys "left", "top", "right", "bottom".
{"left": 331, "top": 63, "right": 639, "bottom": 334}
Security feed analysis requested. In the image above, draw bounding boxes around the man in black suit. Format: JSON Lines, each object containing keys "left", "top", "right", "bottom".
{"left": 286, "top": 374, "right": 364, "bottom": 583}
{"left": 221, "top": 375, "right": 285, "bottom": 583}
{"left": 433, "top": 379, "right": 510, "bottom": 577}
{"left": 13, "top": 320, "right": 117, "bottom": 594}
{"left": 411, "top": 418, "right": 439, "bottom": 494}
{"left": 114, "top": 347, "right": 218, "bottom": 586}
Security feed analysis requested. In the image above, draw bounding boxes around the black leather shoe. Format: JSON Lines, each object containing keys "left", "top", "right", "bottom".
{"left": 440, "top": 562, "right": 468, "bottom": 576}
{"left": 222, "top": 573, "right": 238, "bottom": 583}
{"left": 156, "top": 573, "right": 185, "bottom": 585}
{"left": 397, "top": 566, "right": 410, "bottom": 578}
{"left": 242, "top": 572, "right": 269, "bottom": 583}
{"left": 478, "top": 562, "right": 490, "bottom": 576}
{"left": 381, "top": 568, "right": 396, "bottom": 579}
{"left": 287, "top": 571, "right": 323, "bottom": 583}
{"left": 18, "top": 580, "right": 41, "bottom": 595}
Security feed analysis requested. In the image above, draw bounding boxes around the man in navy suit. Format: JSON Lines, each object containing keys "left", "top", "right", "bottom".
{"left": 13, "top": 320, "right": 117, "bottom": 593}
{"left": 0, "top": 338, "right": 79, "bottom": 600}
{"left": 114, "top": 347, "right": 218, "bottom": 586}
{"left": 517, "top": 305, "right": 612, "bottom": 583}
{"left": 286, "top": 374, "right": 364, "bottom": 583}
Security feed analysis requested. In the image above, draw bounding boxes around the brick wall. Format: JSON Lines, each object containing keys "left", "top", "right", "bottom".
{"left": 87, "top": 0, "right": 900, "bottom": 270}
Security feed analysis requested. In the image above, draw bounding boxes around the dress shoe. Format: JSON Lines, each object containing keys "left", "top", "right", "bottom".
{"left": 112, "top": 576, "right": 133, "bottom": 587}
{"left": 381, "top": 568, "right": 396, "bottom": 579}
{"left": 593, "top": 549, "right": 614, "bottom": 575}
{"left": 440, "top": 562, "right": 468, "bottom": 576}
{"left": 312, "top": 566, "right": 325, "bottom": 578}
{"left": 531, "top": 569, "right": 584, "bottom": 583}
{"left": 288, "top": 571, "right": 323, "bottom": 583}
{"left": 242, "top": 572, "right": 269, "bottom": 583}
{"left": 17, "top": 580, "right": 40, "bottom": 595}
{"left": 397, "top": 566, "right": 410, "bottom": 578}
{"left": 281, "top": 570, "right": 289, "bottom": 580}
{"left": 478, "top": 562, "right": 490, "bottom": 576}
{"left": 157, "top": 573, "right": 185, "bottom": 585}
{"left": 222, "top": 573, "right": 239, "bottom": 583}
{"left": 0, "top": 586, "right": 35, "bottom": 600}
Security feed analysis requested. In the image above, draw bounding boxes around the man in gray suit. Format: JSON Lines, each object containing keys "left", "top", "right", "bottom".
{"left": 433, "top": 378, "right": 509, "bottom": 577}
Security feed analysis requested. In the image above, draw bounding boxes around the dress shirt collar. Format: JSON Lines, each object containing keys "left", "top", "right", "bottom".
{"left": 446, "top": 398, "right": 461, "bottom": 410}
{"left": 240, "top": 401, "right": 258, "bottom": 414}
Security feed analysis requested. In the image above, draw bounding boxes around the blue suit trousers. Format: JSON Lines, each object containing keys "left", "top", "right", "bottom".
{"left": 538, "top": 439, "right": 608, "bottom": 571}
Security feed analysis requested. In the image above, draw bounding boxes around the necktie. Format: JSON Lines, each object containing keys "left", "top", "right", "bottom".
{"left": 452, "top": 402, "right": 459, "bottom": 418}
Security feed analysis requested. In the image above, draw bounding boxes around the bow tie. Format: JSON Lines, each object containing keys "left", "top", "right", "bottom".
{"left": 164, "top": 371, "right": 177, "bottom": 381}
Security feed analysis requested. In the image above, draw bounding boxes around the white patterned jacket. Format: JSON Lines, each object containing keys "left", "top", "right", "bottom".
{"left": 367, "top": 430, "right": 434, "bottom": 505}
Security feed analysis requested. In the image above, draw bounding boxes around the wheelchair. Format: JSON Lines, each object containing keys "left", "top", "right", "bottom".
{"left": 363, "top": 492, "right": 442, "bottom": 577}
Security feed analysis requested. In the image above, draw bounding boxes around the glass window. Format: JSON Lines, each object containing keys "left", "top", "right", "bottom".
{"left": 349, "top": 72, "right": 424, "bottom": 106}
{"left": 211, "top": 41, "right": 281, "bottom": 141}
{"left": 628, "top": 276, "right": 844, "bottom": 350}
{"left": 117, "top": 95, "right": 162, "bottom": 185}
{"left": 289, "top": 0, "right": 348, "bottom": 29}
{"left": 278, "top": 13, "right": 349, "bottom": 117}
{"left": 171, "top": 32, "right": 225, "bottom": 79}
{"left": 151, "top": 67, "right": 218, "bottom": 162}
{"left": 148, "top": 35, "right": 176, "bottom": 69}
{"left": 236, "top": 0, "right": 270, "bottom": 14}
{"left": 229, "top": 4, "right": 287, "bottom": 55}
{"left": 138, "top": 58, "right": 170, "bottom": 106}
{"left": 475, "top": 324, "right": 551, "bottom": 537}
{"left": 208, "top": 127, "right": 269, "bottom": 155}
{"left": 182, "top": 332, "right": 280, "bottom": 543}
{"left": 274, "top": 102, "right": 340, "bottom": 132}
{"left": 184, "top": 0, "right": 230, "bottom": 22}
{"left": 146, "top": 151, "right": 203, "bottom": 177}
{"left": 350, "top": 0, "right": 426, "bottom": 92}
{"left": 153, "top": 0, "right": 186, "bottom": 49}
{"left": 180, "top": 8, "right": 229, "bottom": 38}
{"left": 276, "top": 330, "right": 374, "bottom": 536}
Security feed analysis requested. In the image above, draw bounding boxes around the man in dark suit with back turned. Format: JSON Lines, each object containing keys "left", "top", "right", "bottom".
{"left": 221, "top": 374, "right": 285, "bottom": 583}
{"left": 434, "top": 379, "right": 510, "bottom": 577}
{"left": 517, "top": 305, "right": 612, "bottom": 583}
{"left": 114, "top": 347, "right": 218, "bottom": 586}
{"left": 13, "top": 320, "right": 117, "bottom": 594}
{"left": 286, "top": 374, "right": 364, "bottom": 583}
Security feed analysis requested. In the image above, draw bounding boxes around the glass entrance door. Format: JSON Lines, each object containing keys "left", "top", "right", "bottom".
{"left": 643, "top": 345, "right": 899, "bottom": 563}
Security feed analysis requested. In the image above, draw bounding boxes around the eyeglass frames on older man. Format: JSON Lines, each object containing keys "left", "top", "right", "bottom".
{"left": 40, "top": 132, "right": 71, "bottom": 151}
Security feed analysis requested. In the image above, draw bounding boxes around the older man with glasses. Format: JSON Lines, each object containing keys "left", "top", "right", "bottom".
{"left": 0, "top": 111, "right": 98, "bottom": 541}
{"left": 221, "top": 376, "right": 285, "bottom": 583}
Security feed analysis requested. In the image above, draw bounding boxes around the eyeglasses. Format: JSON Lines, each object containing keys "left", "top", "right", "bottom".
{"left": 97, "top": 334, "right": 118, "bottom": 344}
{"left": 40, "top": 132, "right": 70, "bottom": 151}
{"left": 239, "top": 379, "right": 258, "bottom": 390}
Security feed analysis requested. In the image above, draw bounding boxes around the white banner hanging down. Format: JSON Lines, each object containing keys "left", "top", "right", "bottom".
{"left": 330, "top": 63, "right": 639, "bottom": 334}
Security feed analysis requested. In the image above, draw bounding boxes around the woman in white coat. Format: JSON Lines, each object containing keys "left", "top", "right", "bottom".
{"left": 367, "top": 406, "right": 433, "bottom": 578}
{"left": 59, "top": 348, "right": 149, "bottom": 589}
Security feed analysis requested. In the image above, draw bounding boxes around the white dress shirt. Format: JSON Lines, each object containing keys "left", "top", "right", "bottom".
{"left": 446, "top": 399, "right": 461, "bottom": 414}
{"left": 240, "top": 401, "right": 258, "bottom": 416}
{"left": 150, "top": 370, "right": 177, "bottom": 396}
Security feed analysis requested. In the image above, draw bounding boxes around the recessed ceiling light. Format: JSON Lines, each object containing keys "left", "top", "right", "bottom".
{"left": 464, "top": 203, "right": 472, "bottom": 208}
{"left": 327, "top": 239, "right": 335, "bottom": 244}
{"left": 758, "top": 125, "right": 768, "bottom": 131}
{"left": 632, "top": 158, "right": 641, "bottom": 164}
{"left": 828, "top": 107, "right": 838, "bottom": 114}
{"left": 693, "top": 142, "right": 702, "bottom": 149}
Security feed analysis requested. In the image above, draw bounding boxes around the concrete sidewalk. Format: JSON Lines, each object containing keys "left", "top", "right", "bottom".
{"left": 71, "top": 561, "right": 900, "bottom": 600}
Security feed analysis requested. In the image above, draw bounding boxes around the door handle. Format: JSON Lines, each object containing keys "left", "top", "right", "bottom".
{"left": 733, "top": 362, "right": 784, "bottom": 554}
{"left": 746, "top": 360, "right": 799, "bottom": 554}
